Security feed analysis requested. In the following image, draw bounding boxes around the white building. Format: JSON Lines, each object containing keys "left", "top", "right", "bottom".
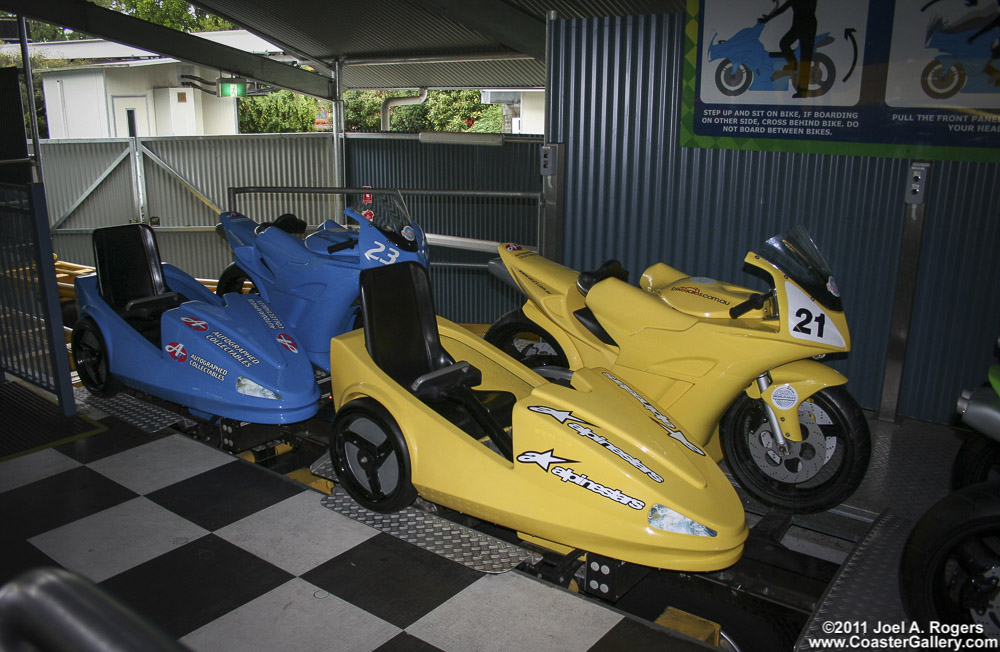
{"left": 5, "top": 31, "right": 287, "bottom": 139}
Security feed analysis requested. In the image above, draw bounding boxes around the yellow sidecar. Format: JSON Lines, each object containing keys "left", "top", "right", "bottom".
{"left": 326, "top": 262, "right": 747, "bottom": 572}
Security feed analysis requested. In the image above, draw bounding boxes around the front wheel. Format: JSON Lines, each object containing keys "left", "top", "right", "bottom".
{"left": 900, "top": 482, "right": 1000, "bottom": 637}
{"left": 330, "top": 398, "right": 417, "bottom": 513}
{"left": 721, "top": 386, "right": 870, "bottom": 513}
{"left": 484, "top": 309, "right": 569, "bottom": 369}
{"left": 921, "top": 60, "right": 967, "bottom": 99}
{"left": 216, "top": 262, "right": 256, "bottom": 296}
{"left": 715, "top": 59, "right": 753, "bottom": 96}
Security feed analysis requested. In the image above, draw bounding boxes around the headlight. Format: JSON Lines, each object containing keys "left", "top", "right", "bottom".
{"left": 648, "top": 504, "right": 717, "bottom": 537}
{"left": 236, "top": 376, "right": 281, "bottom": 400}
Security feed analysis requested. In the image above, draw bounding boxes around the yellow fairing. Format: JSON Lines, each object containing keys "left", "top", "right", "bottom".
{"left": 746, "top": 360, "right": 848, "bottom": 442}
{"left": 329, "top": 319, "right": 747, "bottom": 571}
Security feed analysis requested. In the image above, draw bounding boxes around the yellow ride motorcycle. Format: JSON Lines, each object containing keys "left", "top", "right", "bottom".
{"left": 325, "top": 262, "right": 748, "bottom": 571}
{"left": 485, "top": 227, "right": 870, "bottom": 513}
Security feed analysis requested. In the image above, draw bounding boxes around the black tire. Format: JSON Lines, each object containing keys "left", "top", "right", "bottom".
{"left": 806, "top": 52, "right": 836, "bottom": 97}
{"left": 484, "top": 309, "right": 569, "bottom": 369}
{"left": 71, "top": 317, "right": 121, "bottom": 397}
{"left": 61, "top": 299, "right": 79, "bottom": 328}
{"left": 921, "top": 60, "right": 966, "bottom": 100}
{"left": 330, "top": 398, "right": 417, "bottom": 513}
{"left": 953, "top": 433, "right": 1000, "bottom": 490}
{"left": 721, "top": 386, "right": 870, "bottom": 513}
{"left": 900, "top": 482, "right": 1000, "bottom": 637}
{"left": 216, "top": 262, "right": 256, "bottom": 296}
{"left": 715, "top": 59, "right": 752, "bottom": 96}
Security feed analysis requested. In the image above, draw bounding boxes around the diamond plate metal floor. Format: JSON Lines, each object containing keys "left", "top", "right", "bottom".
{"left": 791, "top": 413, "right": 966, "bottom": 650}
{"left": 74, "top": 387, "right": 187, "bottom": 433}
{"left": 311, "top": 452, "right": 534, "bottom": 574}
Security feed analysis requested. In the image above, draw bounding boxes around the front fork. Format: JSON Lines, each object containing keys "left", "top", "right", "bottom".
{"left": 746, "top": 360, "right": 850, "bottom": 450}
{"left": 756, "top": 373, "right": 791, "bottom": 454}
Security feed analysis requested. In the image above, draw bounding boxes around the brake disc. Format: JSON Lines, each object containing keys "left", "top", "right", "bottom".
{"left": 747, "top": 402, "right": 837, "bottom": 483}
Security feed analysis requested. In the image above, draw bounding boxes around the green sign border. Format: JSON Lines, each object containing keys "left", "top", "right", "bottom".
{"left": 681, "top": 0, "right": 1000, "bottom": 163}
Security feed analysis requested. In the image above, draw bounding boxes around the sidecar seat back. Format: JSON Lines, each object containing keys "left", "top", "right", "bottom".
{"left": 359, "top": 262, "right": 515, "bottom": 458}
{"left": 92, "top": 223, "right": 183, "bottom": 340}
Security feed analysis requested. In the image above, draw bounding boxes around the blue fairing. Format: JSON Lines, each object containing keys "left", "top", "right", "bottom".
{"left": 76, "top": 270, "right": 320, "bottom": 424}
{"left": 219, "top": 203, "right": 428, "bottom": 371}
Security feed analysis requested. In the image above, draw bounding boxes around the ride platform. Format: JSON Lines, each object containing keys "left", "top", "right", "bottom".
{"left": 0, "top": 381, "right": 965, "bottom": 651}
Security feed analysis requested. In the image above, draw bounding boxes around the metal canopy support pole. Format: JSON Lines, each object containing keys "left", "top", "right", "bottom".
{"left": 539, "top": 10, "right": 564, "bottom": 263}
{"left": 17, "top": 15, "right": 42, "bottom": 184}
{"left": 1, "top": 0, "right": 335, "bottom": 99}
{"left": 878, "top": 161, "right": 930, "bottom": 424}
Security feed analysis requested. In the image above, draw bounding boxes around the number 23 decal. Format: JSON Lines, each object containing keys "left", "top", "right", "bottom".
{"left": 364, "top": 240, "right": 400, "bottom": 265}
{"left": 785, "top": 282, "right": 845, "bottom": 348}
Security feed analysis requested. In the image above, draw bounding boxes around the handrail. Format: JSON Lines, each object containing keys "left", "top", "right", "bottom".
{"left": 0, "top": 568, "right": 188, "bottom": 652}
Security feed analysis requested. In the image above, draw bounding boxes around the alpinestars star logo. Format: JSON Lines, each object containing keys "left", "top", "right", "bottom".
{"left": 527, "top": 406, "right": 593, "bottom": 425}
{"left": 516, "top": 449, "right": 576, "bottom": 471}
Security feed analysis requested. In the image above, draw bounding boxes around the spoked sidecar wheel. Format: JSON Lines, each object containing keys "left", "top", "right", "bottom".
{"left": 899, "top": 482, "right": 1000, "bottom": 637}
{"left": 216, "top": 262, "right": 256, "bottom": 296}
{"left": 330, "top": 398, "right": 416, "bottom": 513}
{"left": 484, "top": 309, "right": 569, "bottom": 369}
{"left": 71, "top": 317, "right": 121, "bottom": 397}
{"left": 721, "top": 386, "right": 870, "bottom": 513}
{"left": 921, "top": 60, "right": 966, "bottom": 100}
{"left": 715, "top": 59, "right": 752, "bottom": 96}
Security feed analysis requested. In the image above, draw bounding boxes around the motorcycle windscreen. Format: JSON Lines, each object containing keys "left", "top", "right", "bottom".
{"left": 758, "top": 226, "right": 842, "bottom": 312}
{"left": 345, "top": 190, "right": 421, "bottom": 253}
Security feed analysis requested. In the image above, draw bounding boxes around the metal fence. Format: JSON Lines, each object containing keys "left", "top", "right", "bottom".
{"left": 39, "top": 133, "right": 544, "bottom": 322}
{"left": 0, "top": 182, "right": 75, "bottom": 414}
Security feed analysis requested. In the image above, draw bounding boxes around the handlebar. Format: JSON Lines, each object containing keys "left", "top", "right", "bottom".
{"left": 327, "top": 238, "right": 358, "bottom": 254}
{"left": 729, "top": 291, "right": 770, "bottom": 319}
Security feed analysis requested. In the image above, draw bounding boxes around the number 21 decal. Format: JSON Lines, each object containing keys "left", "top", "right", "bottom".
{"left": 793, "top": 308, "right": 826, "bottom": 338}
{"left": 785, "top": 282, "right": 845, "bottom": 348}
{"left": 364, "top": 240, "right": 400, "bottom": 265}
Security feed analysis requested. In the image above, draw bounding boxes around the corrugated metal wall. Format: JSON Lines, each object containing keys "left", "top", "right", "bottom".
{"left": 548, "top": 13, "right": 1000, "bottom": 422}
{"left": 344, "top": 135, "right": 543, "bottom": 323}
{"left": 44, "top": 133, "right": 340, "bottom": 278}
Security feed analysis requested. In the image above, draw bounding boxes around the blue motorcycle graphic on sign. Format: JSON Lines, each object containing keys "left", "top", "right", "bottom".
{"left": 920, "top": 6, "right": 1000, "bottom": 98}
{"left": 708, "top": 21, "right": 837, "bottom": 97}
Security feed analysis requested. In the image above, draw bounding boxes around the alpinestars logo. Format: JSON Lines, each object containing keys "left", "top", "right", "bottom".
{"left": 528, "top": 406, "right": 663, "bottom": 484}
{"left": 527, "top": 405, "right": 592, "bottom": 425}
{"left": 517, "top": 450, "right": 645, "bottom": 510}
{"left": 516, "top": 449, "right": 576, "bottom": 471}
{"left": 601, "top": 373, "right": 706, "bottom": 456}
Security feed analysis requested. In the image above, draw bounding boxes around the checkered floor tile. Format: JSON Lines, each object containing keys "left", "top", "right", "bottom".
{"left": 0, "top": 411, "right": 704, "bottom": 652}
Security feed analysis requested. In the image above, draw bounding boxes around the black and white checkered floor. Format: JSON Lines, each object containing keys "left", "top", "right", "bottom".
{"left": 0, "top": 412, "right": 708, "bottom": 652}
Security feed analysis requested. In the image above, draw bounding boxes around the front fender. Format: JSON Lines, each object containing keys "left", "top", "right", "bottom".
{"left": 745, "top": 360, "right": 848, "bottom": 442}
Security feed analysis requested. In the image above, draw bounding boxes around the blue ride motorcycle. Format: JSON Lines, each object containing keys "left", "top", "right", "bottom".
{"left": 72, "top": 224, "right": 320, "bottom": 426}
{"left": 921, "top": 14, "right": 1000, "bottom": 99}
{"left": 707, "top": 21, "right": 836, "bottom": 97}
{"left": 216, "top": 190, "right": 429, "bottom": 371}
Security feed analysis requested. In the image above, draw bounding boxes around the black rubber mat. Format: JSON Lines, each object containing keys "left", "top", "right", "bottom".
{"left": 0, "top": 381, "right": 103, "bottom": 460}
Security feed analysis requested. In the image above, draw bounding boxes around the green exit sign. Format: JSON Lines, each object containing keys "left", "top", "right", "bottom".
{"left": 217, "top": 78, "right": 248, "bottom": 97}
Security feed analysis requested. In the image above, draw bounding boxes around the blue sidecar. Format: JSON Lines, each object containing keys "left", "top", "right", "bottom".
{"left": 72, "top": 223, "right": 320, "bottom": 424}
{"left": 216, "top": 191, "right": 429, "bottom": 371}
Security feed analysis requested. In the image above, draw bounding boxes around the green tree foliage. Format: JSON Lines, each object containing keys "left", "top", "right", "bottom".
{"left": 0, "top": 52, "right": 70, "bottom": 138}
{"left": 237, "top": 90, "right": 318, "bottom": 133}
{"left": 108, "top": 0, "right": 233, "bottom": 32}
{"left": 342, "top": 89, "right": 503, "bottom": 133}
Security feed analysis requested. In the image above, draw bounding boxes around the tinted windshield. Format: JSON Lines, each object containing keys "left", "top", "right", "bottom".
{"left": 758, "top": 226, "right": 842, "bottom": 311}
{"left": 344, "top": 190, "right": 419, "bottom": 251}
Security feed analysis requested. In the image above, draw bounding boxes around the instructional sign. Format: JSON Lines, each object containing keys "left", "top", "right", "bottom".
{"left": 684, "top": 0, "right": 1000, "bottom": 161}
